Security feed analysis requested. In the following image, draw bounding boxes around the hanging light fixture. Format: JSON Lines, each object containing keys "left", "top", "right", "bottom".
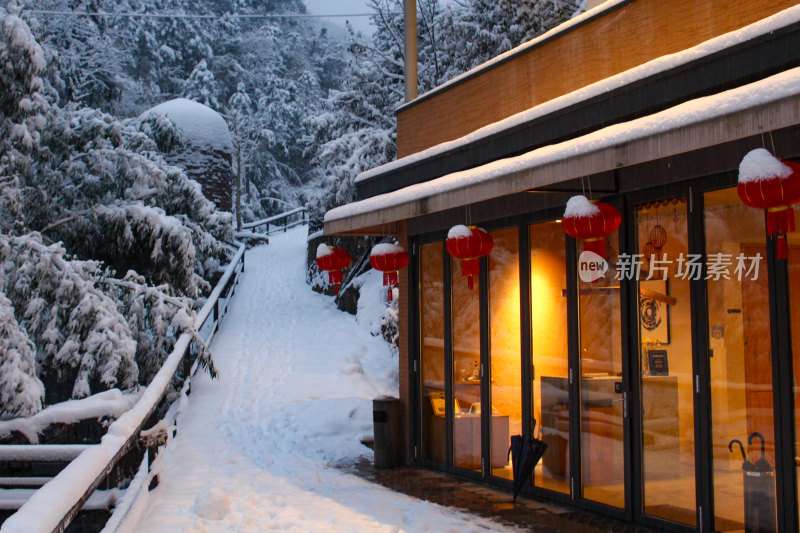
{"left": 316, "top": 244, "right": 351, "bottom": 294}
{"left": 446, "top": 225, "right": 493, "bottom": 290}
{"left": 737, "top": 148, "right": 800, "bottom": 259}
{"left": 370, "top": 243, "right": 409, "bottom": 302}
{"left": 562, "top": 195, "right": 621, "bottom": 259}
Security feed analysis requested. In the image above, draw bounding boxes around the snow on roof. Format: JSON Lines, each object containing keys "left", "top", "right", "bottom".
{"left": 142, "top": 98, "right": 232, "bottom": 153}
{"left": 739, "top": 148, "right": 792, "bottom": 183}
{"left": 326, "top": 66, "right": 800, "bottom": 227}
{"left": 358, "top": 3, "right": 800, "bottom": 186}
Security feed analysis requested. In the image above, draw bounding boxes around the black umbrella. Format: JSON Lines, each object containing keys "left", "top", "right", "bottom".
{"left": 508, "top": 418, "right": 548, "bottom": 502}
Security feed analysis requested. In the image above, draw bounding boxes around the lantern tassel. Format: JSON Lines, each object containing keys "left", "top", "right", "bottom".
{"left": 766, "top": 207, "right": 795, "bottom": 236}
{"left": 468, "top": 275, "right": 474, "bottom": 290}
{"left": 583, "top": 238, "right": 606, "bottom": 259}
{"left": 461, "top": 258, "right": 480, "bottom": 279}
{"left": 329, "top": 270, "right": 343, "bottom": 293}
{"left": 387, "top": 287, "right": 393, "bottom": 302}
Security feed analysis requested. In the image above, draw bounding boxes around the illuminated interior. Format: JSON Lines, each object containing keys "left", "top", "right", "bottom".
{"left": 636, "top": 198, "right": 696, "bottom": 526}
{"left": 420, "top": 241, "right": 445, "bottom": 463}
{"left": 705, "top": 186, "right": 776, "bottom": 531}
{"left": 530, "top": 221, "right": 570, "bottom": 494}
{"left": 451, "top": 242, "right": 482, "bottom": 471}
{"left": 488, "top": 228, "right": 521, "bottom": 480}
{"left": 578, "top": 227, "right": 625, "bottom": 509}
{"left": 415, "top": 186, "right": 797, "bottom": 528}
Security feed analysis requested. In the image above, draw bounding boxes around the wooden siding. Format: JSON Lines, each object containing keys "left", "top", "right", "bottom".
{"left": 397, "top": 221, "right": 412, "bottom": 464}
{"left": 396, "top": 0, "right": 798, "bottom": 157}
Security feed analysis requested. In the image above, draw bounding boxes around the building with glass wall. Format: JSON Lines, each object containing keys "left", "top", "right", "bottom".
{"left": 325, "top": 1, "right": 800, "bottom": 531}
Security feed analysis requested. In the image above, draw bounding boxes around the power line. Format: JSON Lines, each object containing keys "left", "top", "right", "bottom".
{"left": 23, "top": 10, "right": 374, "bottom": 20}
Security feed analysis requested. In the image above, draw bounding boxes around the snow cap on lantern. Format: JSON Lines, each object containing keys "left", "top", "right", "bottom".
{"left": 316, "top": 244, "right": 351, "bottom": 294}
{"left": 738, "top": 148, "right": 800, "bottom": 259}
{"left": 370, "top": 243, "right": 409, "bottom": 301}
{"left": 562, "top": 195, "right": 621, "bottom": 259}
{"left": 446, "top": 225, "right": 493, "bottom": 289}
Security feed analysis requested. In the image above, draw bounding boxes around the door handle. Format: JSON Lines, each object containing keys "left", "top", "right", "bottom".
{"left": 614, "top": 392, "right": 628, "bottom": 418}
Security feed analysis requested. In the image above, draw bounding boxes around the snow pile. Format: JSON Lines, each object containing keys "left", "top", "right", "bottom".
{"left": 370, "top": 242, "right": 404, "bottom": 257}
{"left": 142, "top": 98, "right": 232, "bottom": 155}
{"left": 447, "top": 224, "right": 473, "bottom": 239}
{"left": 132, "top": 226, "right": 512, "bottom": 532}
{"left": 316, "top": 243, "right": 334, "bottom": 258}
{"left": 192, "top": 488, "right": 231, "bottom": 521}
{"left": 0, "top": 389, "right": 141, "bottom": 443}
{"left": 738, "top": 148, "right": 792, "bottom": 183}
{"left": 564, "top": 195, "right": 600, "bottom": 218}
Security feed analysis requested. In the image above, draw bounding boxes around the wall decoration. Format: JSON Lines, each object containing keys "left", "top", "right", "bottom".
{"left": 647, "top": 349, "right": 670, "bottom": 376}
{"left": 639, "top": 279, "right": 670, "bottom": 344}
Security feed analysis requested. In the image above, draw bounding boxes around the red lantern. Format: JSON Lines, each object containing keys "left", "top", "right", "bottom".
{"left": 316, "top": 244, "right": 351, "bottom": 294}
{"left": 738, "top": 148, "right": 800, "bottom": 260}
{"left": 446, "top": 225, "right": 493, "bottom": 289}
{"left": 562, "top": 195, "right": 621, "bottom": 259}
{"left": 370, "top": 243, "right": 409, "bottom": 302}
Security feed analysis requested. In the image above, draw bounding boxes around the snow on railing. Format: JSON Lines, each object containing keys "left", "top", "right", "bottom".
{"left": 0, "top": 243, "right": 246, "bottom": 533}
{"left": 240, "top": 206, "right": 306, "bottom": 233}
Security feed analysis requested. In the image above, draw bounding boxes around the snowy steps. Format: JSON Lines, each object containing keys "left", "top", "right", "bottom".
{"left": 0, "top": 445, "right": 100, "bottom": 513}
{"left": 0, "top": 444, "right": 94, "bottom": 462}
{"left": 0, "top": 488, "right": 120, "bottom": 511}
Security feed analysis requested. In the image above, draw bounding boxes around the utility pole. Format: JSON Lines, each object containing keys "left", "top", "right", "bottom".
{"left": 404, "top": 0, "right": 418, "bottom": 102}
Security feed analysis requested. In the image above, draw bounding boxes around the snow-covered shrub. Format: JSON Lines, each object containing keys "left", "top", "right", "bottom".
{"left": 0, "top": 233, "right": 137, "bottom": 403}
{"left": 0, "top": 292, "right": 44, "bottom": 419}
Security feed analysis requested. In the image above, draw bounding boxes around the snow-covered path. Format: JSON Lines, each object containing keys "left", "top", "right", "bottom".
{"left": 134, "top": 226, "right": 515, "bottom": 532}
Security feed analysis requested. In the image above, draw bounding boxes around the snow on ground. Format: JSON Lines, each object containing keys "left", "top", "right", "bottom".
{"left": 133, "top": 226, "right": 515, "bottom": 533}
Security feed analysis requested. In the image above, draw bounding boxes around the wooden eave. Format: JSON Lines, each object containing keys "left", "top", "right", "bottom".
{"left": 324, "top": 85, "right": 800, "bottom": 237}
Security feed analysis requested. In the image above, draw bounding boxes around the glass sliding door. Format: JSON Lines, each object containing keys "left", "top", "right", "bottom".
{"left": 788, "top": 204, "right": 800, "bottom": 529}
{"left": 420, "top": 242, "right": 446, "bottom": 463}
{"left": 703, "top": 187, "right": 775, "bottom": 531}
{"left": 488, "top": 228, "right": 521, "bottom": 480}
{"left": 578, "top": 225, "right": 625, "bottom": 508}
{"left": 531, "top": 221, "right": 570, "bottom": 494}
{"left": 635, "top": 198, "right": 696, "bottom": 526}
{"left": 451, "top": 247, "right": 482, "bottom": 472}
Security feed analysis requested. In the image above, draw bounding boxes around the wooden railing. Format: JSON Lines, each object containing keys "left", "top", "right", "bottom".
{"left": 0, "top": 243, "right": 246, "bottom": 533}
{"left": 240, "top": 206, "right": 306, "bottom": 235}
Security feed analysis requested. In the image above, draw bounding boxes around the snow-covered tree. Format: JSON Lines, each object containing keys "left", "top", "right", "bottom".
{"left": 0, "top": 292, "right": 44, "bottom": 419}
{"left": 439, "top": 0, "right": 583, "bottom": 79}
{"left": 0, "top": 12, "right": 225, "bottom": 410}
{"left": 183, "top": 59, "right": 220, "bottom": 109}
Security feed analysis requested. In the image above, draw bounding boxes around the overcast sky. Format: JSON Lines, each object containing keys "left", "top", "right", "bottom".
{"left": 303, "top": 0, "right": 375, "bottom": 36}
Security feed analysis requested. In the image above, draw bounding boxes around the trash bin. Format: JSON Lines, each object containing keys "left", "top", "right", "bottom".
{"left": 373, "top": 396, "right": 401, "bottom": 468}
